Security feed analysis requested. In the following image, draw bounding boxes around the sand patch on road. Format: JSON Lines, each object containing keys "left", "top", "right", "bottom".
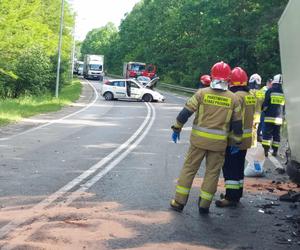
{"left": 0, "top": 201, "right": 173, "bottom": 250}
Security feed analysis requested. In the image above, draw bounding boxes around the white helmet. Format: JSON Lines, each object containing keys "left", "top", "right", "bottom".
{"left": 249, "top": 73, "right": 262, "bottom": 85}
{"left": 272, "top": 74, "right": 283, "bottom": 84}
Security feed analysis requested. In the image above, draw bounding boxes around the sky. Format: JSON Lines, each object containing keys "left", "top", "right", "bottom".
{"left": 70, "top": 0, "right": 141, "bottom": 41}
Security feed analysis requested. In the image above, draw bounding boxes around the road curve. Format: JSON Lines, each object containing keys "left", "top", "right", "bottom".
{"left": 0, "top": 79, "right": 298, "bottom": 249}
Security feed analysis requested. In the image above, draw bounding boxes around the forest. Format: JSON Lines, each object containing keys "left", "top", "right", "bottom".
{"left": 0, "top": 0, "right": 74, "bottom": 98}
{"left": 81, "top": 0, "right": 289, "bottom": 87}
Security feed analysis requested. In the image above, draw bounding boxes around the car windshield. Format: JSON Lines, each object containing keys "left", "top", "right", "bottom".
{"left": 130, "top": 64, "right": 145, "bottom": 71}
{"left": 137, "top": 76, "right": 151, "bottom": 82}
{"left": 90, "top": 64, "right": 102, "bottom": 71}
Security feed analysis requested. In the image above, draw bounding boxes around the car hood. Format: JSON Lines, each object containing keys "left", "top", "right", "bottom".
{"left": 144, "top": 77, "right": 159, "bottom": 89}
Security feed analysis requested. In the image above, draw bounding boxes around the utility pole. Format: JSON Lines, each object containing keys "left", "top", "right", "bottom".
{"left": 70, "top": 24, "right": 76, "bottom": 81}
{"left": 55, "top": 0, "right": 65, "bottom": 98}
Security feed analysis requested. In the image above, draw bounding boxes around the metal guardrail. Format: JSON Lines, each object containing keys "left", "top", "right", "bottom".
{"left": 107, "top": 74, "right": 197, "bottom": 94}
{"left": 159, "top": 83, "right": 196, "bottom": 93}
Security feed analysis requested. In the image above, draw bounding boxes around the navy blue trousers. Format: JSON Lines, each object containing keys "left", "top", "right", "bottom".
{"left": 223, "top": 147, "right": 247, "bottom": 202}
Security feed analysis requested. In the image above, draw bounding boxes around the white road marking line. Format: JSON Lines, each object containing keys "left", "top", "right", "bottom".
{"left": 0, "top": 80, "right": 99, "bottom": 141}
{"left": 62, "top": 103, "right": 156, "bottom": 206}
{"left": 0, "top": 102, "right": 152, "bottom": 239}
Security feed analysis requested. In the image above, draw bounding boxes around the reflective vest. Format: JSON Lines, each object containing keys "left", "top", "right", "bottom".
{"left": 229, "top": 91, "right": 256, "bottom": 150}
{"left": 262, "top": 85, "right": 285, "bottom": 125}
{"left": 184, "top": 88, "right": 242, "bottom": 152}
{"left": 250, "top": 88, "right": 265, "bottom": 123}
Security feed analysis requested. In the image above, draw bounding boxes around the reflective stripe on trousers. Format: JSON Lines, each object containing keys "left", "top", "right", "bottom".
{"left": 272, "top": 141, "right": 280, "bottom": 148}
{"left": 239, "top": 180, "right": 244, "bottom": 188}
{"left": 176, "top": 185, "right": 190, "bottom": 195}
{"left": 262, "top": 140, "right": 272, "bottom": 146}
{"left": 225, "top": 180, "right": 240, "bottom": 190}
{"left": 243, "top": 128, "right": 252, "bottom": 139}
{"left": 199, "top": 190, "right": 214, "bottom": 201}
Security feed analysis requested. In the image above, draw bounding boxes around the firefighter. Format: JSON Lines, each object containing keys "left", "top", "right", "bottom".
{"left": 215, "top": 67, "right": 256, "bottom": 207}
{"left": 170, "top": 61, "right": 243, "bottom": 214}
{"left": 249, "top": 73, "right": 264, "bottom": 146}
{"left": 262, "top": 74, "right": 285, "bottom": 157}
{"left": 257, "top": 78, "right": 273, "bottom": 141}
{"left": 198, "top": 74, "right": 211, "bottom": 88}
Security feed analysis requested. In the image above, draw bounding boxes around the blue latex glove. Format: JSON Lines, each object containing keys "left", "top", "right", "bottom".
{"left": 172, "top": 131, "right": 180, "bottom": 143}
{"left": 230, "top": 146, "right": 240, "bottom": 155}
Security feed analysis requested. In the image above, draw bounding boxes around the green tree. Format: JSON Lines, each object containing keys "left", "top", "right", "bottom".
{"left": 15, "top": 46, "right": 52, "bottom": 97}
{"left": 81, "top": 0, "right": 289, "bottom": 86}
{"left": 0, "top": 0, "right": 75, "bottom": 98}
{"left": 81, "top": 22, "right": 117, "bottom": 56}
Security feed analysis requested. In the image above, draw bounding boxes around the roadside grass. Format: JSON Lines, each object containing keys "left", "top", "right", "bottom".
{"left": 0, "top": 80, "right": 82, "bottom": 126}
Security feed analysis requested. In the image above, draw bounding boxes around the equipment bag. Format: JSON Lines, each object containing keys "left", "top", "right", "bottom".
{"left": 244, "top": 143, "right": 265, "bottom": 177}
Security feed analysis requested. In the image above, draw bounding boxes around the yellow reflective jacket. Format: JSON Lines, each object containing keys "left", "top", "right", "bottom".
{"left": 179, "top": 87, "right": 242, "bottom": 152}
{"left": 250, "top": 88, "right": 265, "bottom": 123}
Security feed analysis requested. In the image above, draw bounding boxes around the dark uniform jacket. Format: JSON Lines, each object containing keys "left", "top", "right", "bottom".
{"left": 262, "top": 83, "right": 285, "bottom": 125}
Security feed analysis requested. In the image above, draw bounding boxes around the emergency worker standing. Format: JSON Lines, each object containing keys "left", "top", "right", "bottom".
{"left": 262, "top": 74, "right": 285, "bottom": 157}
{"left": 198, "top": 74, "right": 211, "bottom": 88}
{"left": 170, "top": 62, "right": 243, "bottom": 214}
{"left": 257, "top": 78, "right": 273, "bottom": 141}
{"left": 249, "top": 73, "right": 264, "bottom": 145}
{"left": 215, "top": 67, "right": 256, "bottom": 207}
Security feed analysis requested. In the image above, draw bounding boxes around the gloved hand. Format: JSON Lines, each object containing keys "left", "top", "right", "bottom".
{"left": 230, "top": 146, "right": 240, "bottom": 155}
{"left": 172, "top": 131, "right": 180, "bottom": 143}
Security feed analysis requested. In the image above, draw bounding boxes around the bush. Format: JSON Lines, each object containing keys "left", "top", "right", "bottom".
{"left": 14, "top": 46, "right": 53, "bottom": 97}
{"left": 0, "top": 68, "right": 18, "bottom": 98}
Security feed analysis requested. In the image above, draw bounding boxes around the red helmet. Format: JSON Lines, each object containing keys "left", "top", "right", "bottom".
{"left": 211, "top": 61, "right": 231, "bottom": 81}
{"left": 230, "top": 67, "right": 248, "bottom": 86}
{"left": 200, "top": 75, "right": 211, "bottom": 86}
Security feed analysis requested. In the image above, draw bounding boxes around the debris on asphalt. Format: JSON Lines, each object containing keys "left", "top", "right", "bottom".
{"left": 255, "top": 202, "right": 280, "bottom": 209}
{"left": 285, "top": 214, "right": 294, "bottom": 219}
{"left": 275, "top": 236, "right": 292, "bottom": 245}
{"left": 279, "top": 191, "right": 300, "bottom": 202}
{"left": 276, "top": 167, "right": 286, "bottom": 174}
{"left": 289, "top": 203, "right": 298, "bottom": 209}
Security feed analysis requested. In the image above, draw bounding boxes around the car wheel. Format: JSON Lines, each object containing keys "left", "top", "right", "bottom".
{"left": 104, "top": 92, "right": 113, "bottom": 101}
{"left": 142, "top": 94, "right": 153, "bottom": 102}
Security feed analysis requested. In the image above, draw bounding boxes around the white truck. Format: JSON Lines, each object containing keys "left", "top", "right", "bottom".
{"left": 83, "top": 54, "right": 104, "bottom": 81}
{"left": 278, "top": 0, "right": 300, "bottom": 184}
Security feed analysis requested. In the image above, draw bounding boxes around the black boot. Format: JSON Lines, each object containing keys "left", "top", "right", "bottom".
{"left": 170, "top": 199, "right": 184, "bottom": 212}
{"left": 272, "top": 147, "right": 278, "bottom": 157}
{"left": 263, "top": 145, "right": 270, "bottom": 157}
{"left": 215, "top": 199, "right": 238, "bottom": 208}
{"left": 198, "top": 197, "right": 209, "bottom": 214}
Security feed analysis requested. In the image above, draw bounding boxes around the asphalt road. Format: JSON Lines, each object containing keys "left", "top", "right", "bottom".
{"left": 0, "top": 78, "right": 299, "bottom": 250}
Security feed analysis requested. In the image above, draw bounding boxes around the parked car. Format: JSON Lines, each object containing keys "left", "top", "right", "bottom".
{"left": 77, "top": 64, "right": 83, "bottom": 75}
{"left": 100, "top": 77, "right": 164, "bottom": 102}
{"left": 73, "top": 61, "right": 83, "bottom": 75}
